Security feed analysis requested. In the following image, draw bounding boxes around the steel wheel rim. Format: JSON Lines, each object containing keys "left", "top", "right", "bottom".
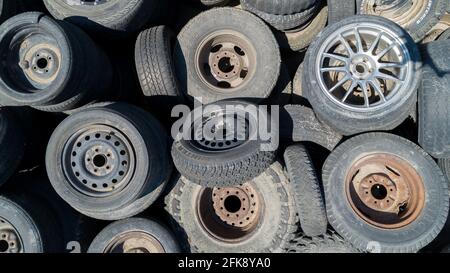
{"left": 345, "top": 153, "right": 425, "bottom": 229}
{"left": 103, "top": 231, "right": 165, "bottom": 253}
{"left": 196, "top": 183, "right": 262, "bottom": 243}
{"left": 0, "top": 217, "right": 22, "bottom": 253}
{"left": 62, "top": 124, "right": 135, "bottom": 197}
{"left": 195, "top": 30, "right": 257, "bottom": 92}
{"left": 315, "top": 22, "right": 412, "bottom": 111}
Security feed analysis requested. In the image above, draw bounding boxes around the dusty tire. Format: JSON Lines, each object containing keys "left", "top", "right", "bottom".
{"left": 164, "top": 162, "right": 297, "bottom": 253}
{"left": 88, "top": 218, "right": 180, "bottom": 253}
{"left": 277, "top": 4, "right": 328, "bottom": 51}
{"left": 439, "top": 159, "right": 450, "bottom": 184}
{"left": 171, "top": 100, "right": 277, "bottom": 187}
{"left": 174, "top": 7, "right": 280, "bottom": 104}
{"left": 0, "top": 12, "right": 112, "bottom": 111}
{"left": 46, "top": 103, "right": 172, "bottom": 220}
{"left": 244, "top": 0, "right": 317, "bottom": 15}
{"left": 280, "top": 105, "right": 342, "bottom": 151}
{"left": 418, "top": 39, "right": 450, "bottom": 158}
{"left": 284, "top": 144, "right": 327, "bottom": 236}
{"left": 323, "top": 133, "right": 449, "bottom": 253}
{"left": 327, "top": 0, "right": 355, "bottom": 24}
{"left": 43, "top": 0, "right": 165, "bottom": 36}
{"left": 135, "top": 26, "right": 182, "bottom": 102}
{"left": 358, "top": 0, "right": 447, "bottom": 42}
{"left": 438, "top": 28, "right": 450, "bottom": 40}
{"left": 200, "top": 0, "right": 230, "bottom": 6}
{"left": 267, "top": 64, "right": 292, "bottom": 105}
{"left": 241, "top": 0, "right": 318, "bottom": 30}
{"left": 303, "top": 15, "right": 421, "bottom": 135}
{"left": 288, "top": 231, "right": 359, "bottom": 253}
{"left": 0, "top": 0, "right": 18, "bottom": 24}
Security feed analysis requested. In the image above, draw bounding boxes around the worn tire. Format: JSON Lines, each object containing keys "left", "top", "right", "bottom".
{"left": 46, "top": 103, "right": 172, "bottom": 220}
{"left": 288, "top": 231, "right": 359, "bottom": 253}
{"left": 174, "top": 7, "right": 280, "bottom": 104}
{"left": 438, "top": 28, "right": 450, "bottom": 40}
{"left": 439, "top": 159, "right": 450, "bottom": 184}
{"left": 418, "top": 39, "right": 450, "bottom": 158}
{"left": 284, "top": 144, "right": 327, "bottom": 236}
{"left": 323, "top": 133, "right": 449, "bottom": 253}
{"left": 303, "top": 15, "right": 421, "bottom": 135}
{"left": 327, "top": 0, "right": 355, "bottom": 24}
{"left": 241, "top": 0, "right": 318, "bottom": 30}
{"left": 88, "top": 218, "right": 180, "bottom": 253}
{"left": 200, "top": 0, "right": 230, "bottom": 6}
{"left": 171, "top": 100, "right": 277, "bottom": 187}
{"left": 244, "top": 0, "right": 317, "bottom": 15}
{"left": 135, "top": 26, "right": 182, "bottom": 102}
{"left": 165, "top": 162, "right": 297, "bottom": 253}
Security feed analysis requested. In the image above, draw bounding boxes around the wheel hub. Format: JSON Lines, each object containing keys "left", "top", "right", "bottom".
{"left": 0, "top": 217, "right": 22, "bottom": 253}
{"left": 210, "top": 50, "right": 242, "bottom": 81}
{"left": 349, "top": 55, "right": 375, "bottom": 80}
{"left": 104, "top": 232, "right": 165, "bottom": 253}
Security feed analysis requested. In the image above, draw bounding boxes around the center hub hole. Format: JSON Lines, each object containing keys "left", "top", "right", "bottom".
{"left": 371, "top": 184, "right": 388, "bottom": 200}
{"left": 36, "top": 58, "right": 48, "bottom": 69}
{"left": 93, "top": 154, "right": 107, "bottom": 167}
{"left": 218, "top": 57, "right": 234, "bottom": 73}
{"left": 355, "top": 64, "right": 366, "bottom": 74}
{"left": 224, "top": 195, "right": 241, "bottom": 213}
{"left": 0, "top": 240, "right": 9, "bottom": 252}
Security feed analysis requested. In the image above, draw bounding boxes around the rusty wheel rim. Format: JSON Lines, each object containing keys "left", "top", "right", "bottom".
{"left": 346, "top": 153, "right": 425, "bottom": 229}
{"left": 195, "top": 30, "right": 257, "bottom": 92}
{"left": 196, "top": 183, "right": 262, "bottom": 242}
{"left": 104, "top": 231, "right": 165, "bottom": 253}
{"left": 0, "top": 217, "right": 22, "bottom": 253}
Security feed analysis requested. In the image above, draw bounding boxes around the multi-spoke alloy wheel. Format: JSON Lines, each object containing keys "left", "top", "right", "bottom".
{"left": 303, "top": 15, "right": 420, "bottom": 135}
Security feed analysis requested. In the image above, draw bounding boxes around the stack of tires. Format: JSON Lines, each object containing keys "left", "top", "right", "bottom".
{"left": 0, "top": 0, "right": 449, "bottom": 254}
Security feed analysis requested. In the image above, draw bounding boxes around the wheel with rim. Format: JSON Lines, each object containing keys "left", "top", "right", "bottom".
{"left": 43, "top": 0, "right": 166, "bottom": 36}
{"left": 0, "top": 12, "right": 112, "bottom": 111}
{"left": 46, "top": 102, "right": 172, "bottom": 220}
{"left": 358, "top": 0, "right": 447, "bottom": 42}
{"left": 88, "top": 218, "right": 180, "bottom": 253}
{"left": 171, "top": 100, "right": 277, "bottom": 187}
{"left": 174, "top": 7, "right": 280, "bottom": 104}
{"left": 323, "top": 133, "right": 449, "bottom": 253}
{"left": 165, "top": 162, "right": 297, "bottom": 253}
{"left": 303, "top": 15, "right": 421, "bottom": 135}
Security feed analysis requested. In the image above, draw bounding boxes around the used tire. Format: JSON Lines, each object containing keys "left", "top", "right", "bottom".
{"left": 327, "top": 0, "right": 355, "bottom": 24}
{"left": 200, "top": 0, "right": 230, "bottom": 6}
{"left": 43, "top": 0, "right": 166, "bottom": 36}
{"left": 280, "top": 105, "right": 343, "bottom": 151}
{"left": 171, "top": 100, "right": 277, "bottom": 187}
{"left": 88, "top": 218, "right": 180, "bottom": 253}
{"left": 438, "top": 27, "right": 450, "bottom": 40}
{"left": 323, "top": 133, "right": 449, "bottom": 253}
{"left": 0, "top": 108, "right": 25, "bottom": 188}
{"left": 241, "top": 0, "right": 318, "bottom": 30}
{"left": 0, "top": 12, "right": 112, "bottom": 112}
{"left": 46, "top": 102, "right": 172, "bottom": 220}
{"left": 439, "top": 159, "right": 450, "bottom": 184}
{"left": 165, "top": 162, "right": 297, "bottom": 253}
{"left": 174, "top": 7, "right": 280, "bottom": 104}
{"left": 358, "top": 0, "right": 447, "bottom": 42}
{"left": 135, "top": 26, "right": 182, "bottom": 103}
{"left": 0, "top": 0, "right": 18, "bottom": 24}
{"left": 288, "top": 231, "right": 359, "bottom": 253}
{"left": 284, "top": 144, "right": 327, "bottom": 236}
{"left": 303, "top": 15, "right": 421, "bottom": 135}
{"left": 418, "top": 39, "right": 450, "bottom": 158}
{"left": 243, "top": 0, "right": 317, "bottom": 15}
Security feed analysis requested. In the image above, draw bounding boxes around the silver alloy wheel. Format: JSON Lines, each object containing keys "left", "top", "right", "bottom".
{"left": 316, "top": 22, "right": 413, "bottom": 111}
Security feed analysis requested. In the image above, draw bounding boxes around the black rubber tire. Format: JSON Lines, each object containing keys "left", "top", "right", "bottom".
{"left": 438, "top": 28, "right": 450, "bottom": 40}
{"left": 174, "top": 7, "right": 280, "bottom": 104}
{"left": 267, "top": 63, "right": 292, "bottom": 105}
{"left": 438, "top": 159, "right": 450, "bottom": 184}
{"left": 323, "top": 133, "right": 449, "bottom": 253}
{"left": 0, "top": 0, "right": 18, "bottom": 24}
{"left": 358, "top": 0, "right": 447, "bottom": 42}
{"left": 292, "top": 63, "right": 304, "bottom": 102}
{"left": 280, "top": 105, "right": 343, "bottom": 151}
{"left": 164, "top": 162, "right": 297, "bottom": 253}
{"left": 288, "top": 231, "right": 359, "bottom": 253}
{"left": 277, "top": 4, "right": 328, "bottom": 51}
{"left": 0, "top": 194, "right": 63, "bottom": 253}
{"left": 303, "top": 15, "right": 421, "bottom": 135}
{"left": 43, "top": 0, "right": 166, "bottom": 36}
{"left": 135, "top": 26, "right": 182, "bottom": 102}
{"left": 0, "top": 13, "right": 112, "bottom": 111}
{"left": 200, "top": 0, "right": 230, "bottom": 6}
{"left": 284, "top": 144, "right": 327, "bottom": 236}
{"left": 418, "top": 39, "right": 450, "bottom": 158}
{"left": 46, "top": 102, "right": 172, "bottom": 220}
{"left": 0, "top": 108, "right": 25, "bottom": 188}
{"left": 88, "top": 218, "right": 180, "bottom": 253}
{"left": 244, "top": 0, "right": 317, "bottom": 15}
{"left": 327, "top": 0, "right": 355, "bottom": 24}
{"left": 241, "top": 0, "right": 318, "bottom": 30}
{"left": 172, "top": 100, "right": 277, "bottom": 187}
